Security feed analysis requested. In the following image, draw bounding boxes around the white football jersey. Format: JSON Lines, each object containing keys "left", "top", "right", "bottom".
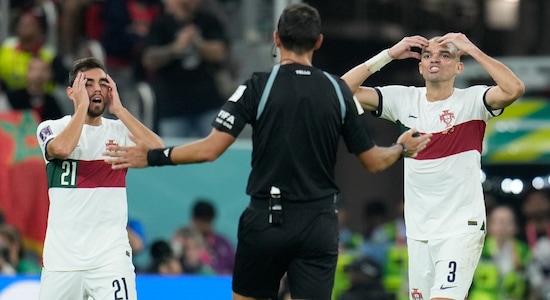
{"left": 37, "top": 116, "right": 134, "bottom": 271}
{"left": 377, "top": 85, "right": 500, "bottom": 240}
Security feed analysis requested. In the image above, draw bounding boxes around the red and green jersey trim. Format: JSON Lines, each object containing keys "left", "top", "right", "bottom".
{"left": 46, "top": 159, "right": 127, "bottom": 188}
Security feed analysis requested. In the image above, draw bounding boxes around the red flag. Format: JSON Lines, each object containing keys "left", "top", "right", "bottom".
{"left": 0, "top": 110, "right": 49, "bottom": 258}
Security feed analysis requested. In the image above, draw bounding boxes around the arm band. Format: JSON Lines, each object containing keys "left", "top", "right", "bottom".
{"left": 147, "top": 147, "right": 175, "bottom": 166}
{"left": 364, "top": 49, "right": 393, "bottom": 73}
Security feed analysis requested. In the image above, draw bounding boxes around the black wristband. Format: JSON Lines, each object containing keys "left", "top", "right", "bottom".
{"left": 392, "top": 142, "right": 408, "bottom": 159}
{"left": 147, "top": 147, "right": 175, "bottom": 166}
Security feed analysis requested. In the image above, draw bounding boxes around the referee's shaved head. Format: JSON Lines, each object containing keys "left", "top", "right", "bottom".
{"left": 276, "top": 3, "right": 321, "bottom": 55}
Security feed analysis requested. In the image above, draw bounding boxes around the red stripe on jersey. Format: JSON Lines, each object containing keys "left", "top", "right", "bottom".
{"left": 77, "top": 160, "right": 127, "bottom": 188}
{"left": 414, "top": 120, "right": 486, "bottom": 160}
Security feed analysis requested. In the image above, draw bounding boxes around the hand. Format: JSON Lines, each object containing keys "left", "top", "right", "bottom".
{"left": 104, "top": 135, "right": 150, "bottom": 169}
{"left": 70, "top": 72, "right": 90, "bottom": 110}
{"left": 172, "top": 25, "right": 198, "bottom": 53}
{"left": 396, "top": 128, "right": 432, "bottom": 158}
{"left": 105, "top": 74, "right": 123, "bottom": 116}
{"left": 437, "top": 33, "right": 477, "bottom": 57}
{"left": 387, "top": 35, "right": 429, "bottom": 61}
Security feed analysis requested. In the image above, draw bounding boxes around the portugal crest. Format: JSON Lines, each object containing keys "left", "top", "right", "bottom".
{"left": 439, "top": 109, "right": 455, "bottom": 128}
{"left": 411, "top": 288, "right": 424, "bottom": 300}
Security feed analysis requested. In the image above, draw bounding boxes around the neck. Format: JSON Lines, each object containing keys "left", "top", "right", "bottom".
{"left": 279, "top": 56, "right": 312, "bottom": 66}
{"left": 425, "top": 82, "right": 455, "bottom": 101}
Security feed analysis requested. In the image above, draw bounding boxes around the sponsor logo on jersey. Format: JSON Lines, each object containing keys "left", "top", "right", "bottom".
{"left": 215, "top": 110, "right": 235, "bottom": 130}
{"left": 39, "top": 125, "right": 53, "bottom": 142}
{"left": 440, "top": 284, "right": 457, "bottom": 290}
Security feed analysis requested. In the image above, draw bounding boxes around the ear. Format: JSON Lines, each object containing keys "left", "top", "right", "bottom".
{"left": 418, "top": 62, "right": 422, "bottom": 75}
{"left": 456, "top": 61, "right": 464, "bottom": 75}
{"left": 273, "top": 31, "right": 281, "bottom": 47}
{"left": 313, "top": 34, "right": 323, "bottom": 50}
{"left": 66, "top": 86, "right": 73, "bottom": 99}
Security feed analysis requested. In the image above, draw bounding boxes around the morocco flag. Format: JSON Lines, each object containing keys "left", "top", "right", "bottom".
{"left": 0, "top": 110, "right": 49, "bottom": 259}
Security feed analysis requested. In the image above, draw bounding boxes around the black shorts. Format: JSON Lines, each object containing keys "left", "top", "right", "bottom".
{"left": 232, "top": 196, "right": 339, "bottom": 300}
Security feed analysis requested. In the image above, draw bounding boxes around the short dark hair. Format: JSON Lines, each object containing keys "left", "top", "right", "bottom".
{"left": 192, "top": 199, "right": 215, "bottom": 220}
{"left": 68, "top": 57, "right": 106, "bottom": 87}
{"left": 277, "top": 3, "right": 321, "bottom": 55}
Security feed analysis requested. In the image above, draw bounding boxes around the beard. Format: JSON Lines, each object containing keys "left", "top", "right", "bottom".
{"left": 87, "top": 104, "right": 106, "bottom": 118}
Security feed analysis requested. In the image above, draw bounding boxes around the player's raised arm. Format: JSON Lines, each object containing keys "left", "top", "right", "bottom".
{"left": 341, "top": 35, "right": 429, "bottom": 111}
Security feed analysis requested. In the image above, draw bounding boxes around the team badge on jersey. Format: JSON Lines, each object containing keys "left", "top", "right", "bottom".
{"left": 105, "top": 139, "right": 118, "bottom": 151}
{"left": 411, "top": 288, "right": 424, "bottom": 300}
{"left": 39, "top": 125, "right": 53, "bottom": 142}
{"left": 439, "top": 109, "right": 455, "bottom": 128}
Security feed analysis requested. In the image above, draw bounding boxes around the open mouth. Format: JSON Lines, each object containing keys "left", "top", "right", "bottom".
{"left": 91, "top": 97, "right": 102, "bottom": 103}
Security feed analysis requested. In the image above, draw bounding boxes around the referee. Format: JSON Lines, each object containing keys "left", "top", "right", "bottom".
{"left": 105, "top": 3, "right": 430, "bottom": 299}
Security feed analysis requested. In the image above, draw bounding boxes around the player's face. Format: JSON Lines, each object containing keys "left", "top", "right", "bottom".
{"left": 419, "top": 40, "right": 462, "bottom": 83}
{"left": 80, "top": 68, "right": 109, "bottom": 118}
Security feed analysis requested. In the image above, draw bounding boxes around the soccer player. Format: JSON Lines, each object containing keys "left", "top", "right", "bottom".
{"left": 103, "top": 3, "right": 431, "bottom": 299}
{"left": 36, "top": 57, "right": 163, "bottom": 300}
{"left": 341, "top": 33, "right": 525, "bottom": 300}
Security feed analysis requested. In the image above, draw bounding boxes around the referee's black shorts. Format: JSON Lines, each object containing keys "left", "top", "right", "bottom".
{"left": 232, "top": 195, "right": 339, "bottom": 300}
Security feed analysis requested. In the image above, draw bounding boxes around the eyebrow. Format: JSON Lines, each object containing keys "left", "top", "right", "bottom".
{"left": 422, "top": 49, "right": 453, "bottom": 56}
{"left": 85, "top": 78, "right": 109, "bottom": 83}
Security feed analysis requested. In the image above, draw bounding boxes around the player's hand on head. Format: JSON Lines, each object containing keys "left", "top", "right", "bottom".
{"left": 104, "top": 134, "right": 150, "bottom": 169}
{"left": 437, "top": 32, "right": 476, "bottom": 56}
{"left": 71, "top": 72, "right": 90, "bottom": 109}
{"left": 388, "top": 35, "right": 429, "bottom": 61}
{"left": 106, "top": 74, "right": 123, "bottom": 115}
{"left": 396, "top": 128, "right": 432, "bottom": 158}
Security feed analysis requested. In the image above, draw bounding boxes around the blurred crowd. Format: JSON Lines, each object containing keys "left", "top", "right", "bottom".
{"left": 0, "top": 0, "right": 238, "bottom": 138}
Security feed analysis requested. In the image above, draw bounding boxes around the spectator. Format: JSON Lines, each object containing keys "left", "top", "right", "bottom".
{"left": 370, "top": 201, "right": 408, "bottom": 300}
{"left": 189, "top": 199, "right": 235, "bottom": 274}
{"left": 171, "top": 226, "right": 215, "bottom": 275}
{"left": 338, "top": 256, "right": 396, "bottom": 300}
{"left": 0, "top": 224, "right": 42, "bottom": 275}
{"left": 7, "top": 56, "right": 64, "bottom": 121}
{"left": 333, "top": 195, "right": 364, "bottom": 300}
{"left": 0, "top": 5, "right": 56, "bottom": 92}
{"left": 520, "top": 188, "right": 550, "bottom": 299}
{"left": 147, "top": 239, "right": 183, "bottom": 275}
{"left": 469, "top": 204, "right": 530, "bottom": 300}
{"left": 141, "top": 0, "right": 229, "bottom": 138}
{"left": 359, "top": 199, "right": 390, "bottom": 265}
{"left": 57, "top": 0, "right": 162, "bottom": 118}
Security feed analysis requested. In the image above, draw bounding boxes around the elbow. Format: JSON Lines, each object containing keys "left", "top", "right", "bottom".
{"left": 48, "top": 144, "right": 72, "bottom": 159}
{"left": 512, "top": 80, "right": 526, "bottom": 99}
{"left": 361, "top": 159, "right": 387, "bottom": 174}
{"left": 366, "top": 164, "right": 385, "bottom": 174}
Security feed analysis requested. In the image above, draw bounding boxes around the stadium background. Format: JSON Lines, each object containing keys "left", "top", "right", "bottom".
{"left": 1, "top": 0, "right": 549, "bottom": 298}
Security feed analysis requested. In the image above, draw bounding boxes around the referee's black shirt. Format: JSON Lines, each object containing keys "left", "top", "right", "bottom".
{"left": 213, "top": 63, "right": 375, "bottom": 201}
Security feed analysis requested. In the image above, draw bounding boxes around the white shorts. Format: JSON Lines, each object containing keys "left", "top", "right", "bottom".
{"left": 39, "top": 260, "right": 137, "bottom": 300}
{"left": 407, "top": 231, "right": 485, "bottom": 300}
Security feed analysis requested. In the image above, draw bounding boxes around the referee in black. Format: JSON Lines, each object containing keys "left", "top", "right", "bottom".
{"left": 105, "top": 3, "right": 431, "bottom": 299}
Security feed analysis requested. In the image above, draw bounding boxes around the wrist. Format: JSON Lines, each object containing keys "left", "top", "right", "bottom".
{"left": 364, "top": 49, "right": 393, "bottom": 73}
{"left": 147, "top": 147, "right": 175, "bottom": 166}
{"left": 392, "top": 142, "right": 408, "bottom": 159}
